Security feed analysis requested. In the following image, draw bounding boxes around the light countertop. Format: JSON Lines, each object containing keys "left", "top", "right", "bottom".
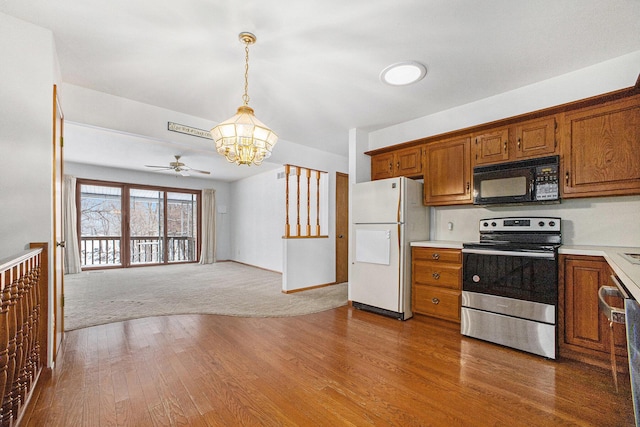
{"left": 410, "top": 241, "right": 640, "bottom": 301}
{"left": 410, "top": 241, "right": 464, "bottom": 249}
{"left": 559, "top": 245, "right": 640, "bottom": 301}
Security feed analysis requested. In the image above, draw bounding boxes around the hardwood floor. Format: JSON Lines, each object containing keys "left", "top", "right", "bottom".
{"left": 22, "top": 306, "right": 634, "bottom": 426}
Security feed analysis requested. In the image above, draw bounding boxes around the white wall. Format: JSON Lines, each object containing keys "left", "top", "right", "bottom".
{"left": 64, "top": 162, "right": 233, "bottom": 261}
{"left": 283, "top": 238, "right": 335, "bottom": 291}
{"left": 364, "top": 52, "right": 640, "bottom": 247}
{"left": 229, "top": 167, "right": 285, "bottom": 272}
{"left": 0, "top": 12, "right": 59, "bottom": 365}
{"left": 0, "top": 13, "right": 56, "bottom": 258}
{"left": 368, "top": 51, "right": 640, "bottom": 150}
{"left": 60, "top": 83, "right": 216, "bottom": 148}
{"left": 230, "top": 146, "right": 348, "bottom": 290}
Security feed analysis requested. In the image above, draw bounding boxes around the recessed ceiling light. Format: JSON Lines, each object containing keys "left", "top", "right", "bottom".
{"left": 380, "top": 61, "right": 427, "bottom": 86}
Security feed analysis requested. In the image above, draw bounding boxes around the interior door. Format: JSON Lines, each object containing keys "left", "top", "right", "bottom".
{"left": 53, "top": 85, "right": 64, "bottom": 359}
{"left": 335, "top": 172, "right": 349, "bottom": 283}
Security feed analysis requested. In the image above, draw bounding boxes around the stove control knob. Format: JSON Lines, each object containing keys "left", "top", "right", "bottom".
{"left": 483, "top": 222, "right": 489, "bottom": 227}
{"left": 539, "top": 221, "right": 545, "bottom": 227}
{"left": 491, "top": 222, "right": 497, "bottom": 227}
{"left": 549, "top": 221, "right": 556, "bottom": 227}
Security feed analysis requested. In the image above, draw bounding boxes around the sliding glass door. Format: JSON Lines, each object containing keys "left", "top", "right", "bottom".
{"left": 79, "top": 183, "right": 123, "bottom": 267}
{"left": 167, "top": 192, "right": 198, "bottom": 263}
{"left": 78, "top": 180, "right": 200, "bottom": 269}
{"left": 130, "top": 189, "right": 164, "bottom": 265}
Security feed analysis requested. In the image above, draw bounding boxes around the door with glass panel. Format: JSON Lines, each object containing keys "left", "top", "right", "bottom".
{"left": 79, "top": 184, "right": 123, "bottom": 267}
{"left": 129, "top": 189, "right": 164, "bottom": 264}
{"left": 166, "top": 192, "right": 198, "bottom": 263}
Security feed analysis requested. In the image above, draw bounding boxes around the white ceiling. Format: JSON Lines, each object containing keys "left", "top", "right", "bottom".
{"left": 3, "top": 0, "right": 640, "bottom": 180}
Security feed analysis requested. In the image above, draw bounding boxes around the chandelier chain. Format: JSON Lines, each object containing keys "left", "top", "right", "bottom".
{"left": 242, "top": 41, "right": 250, "bottom": 106}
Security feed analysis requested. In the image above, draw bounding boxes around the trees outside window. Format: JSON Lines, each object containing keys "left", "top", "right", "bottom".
{"left": 78, "top": 181, "right": 199, "bottom": 268}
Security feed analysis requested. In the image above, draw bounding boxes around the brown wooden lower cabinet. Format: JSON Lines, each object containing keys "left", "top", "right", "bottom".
{"left": 558, "top": 254, "right": 628, "bottom": 371}
{"left": 412, "top": 247, "right": 462, "bottom": 323}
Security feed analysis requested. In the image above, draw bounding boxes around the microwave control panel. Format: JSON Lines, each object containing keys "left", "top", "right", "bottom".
{"left": 535, "top": 164, "right": 559, "bottom": 201}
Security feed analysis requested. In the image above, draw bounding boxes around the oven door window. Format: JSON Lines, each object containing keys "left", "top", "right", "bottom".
{"left": 463, "top": 252, "right": 557, "bottom": 305}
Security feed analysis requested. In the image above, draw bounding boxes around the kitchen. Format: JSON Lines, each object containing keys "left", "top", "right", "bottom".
{"left": 351, "top": 75, "right": 640, "bottom": 424}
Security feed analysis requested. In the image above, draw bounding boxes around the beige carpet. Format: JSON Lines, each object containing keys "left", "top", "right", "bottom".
{"left": 64, "top": 262, "right": 348, "bottom": 331}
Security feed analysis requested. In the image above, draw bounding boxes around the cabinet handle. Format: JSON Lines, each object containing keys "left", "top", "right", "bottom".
{"left": 503, "top": 141, "right": 507, "bottom": 152}
{"left": 396, "top": 161, "right": 400, "bottom": 169}
{"left": 431, "top": 297, "right": 440, "bottom": 305}
{"left": 517, "top": 138, "right": 521, "bottom": 150}
{"left": 432, "top": 253, "right": 440, "bottom": 260}
{"left": 565, "top": 171, "right": 569, "bottom": 185}
{"left": 389, "top": 162, "right": 393, "bottom": 172}
{"left": 432, "top": 272, "right": 440, "bottom": 280}
{"left": 466, "top": 182, "right": 470, "bottom": 192}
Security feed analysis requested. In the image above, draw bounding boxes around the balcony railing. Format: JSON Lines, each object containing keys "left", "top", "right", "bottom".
{"left": 80, "top": 236, "right": 196, "bottom": 267}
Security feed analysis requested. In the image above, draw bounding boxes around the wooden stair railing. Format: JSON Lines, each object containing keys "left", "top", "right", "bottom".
{"left": 283, "top": 165, "right": 328, "bottom": 238}
{"left": 0, "top": 243, "right": 48, "bottom": 427}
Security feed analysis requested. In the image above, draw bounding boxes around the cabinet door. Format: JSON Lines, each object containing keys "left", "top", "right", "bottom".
{"left": 562, "top": 95, "right": 640, "bottom": 198}
{"left": 371, "top": 152, "right": 394, "bottom": 180}
{"left": 395, "top": 146, "right": 423, "bottom": 177}
{"left": 473, "top": 128, "right": 509, "bottom": 165}
{"left": 514, "top": 117, "right": 557, "bottom": 159}
{"left": 562, "top": 256, "right": 627, "bottom": 356}
{"left": 563, "top": 257, "right": 608, "bottom": 352}
{"left": 424, "top": 136, "right": 471, "bottom": 205}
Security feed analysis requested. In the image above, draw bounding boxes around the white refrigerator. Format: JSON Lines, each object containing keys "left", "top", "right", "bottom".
{"left": 351, "top": 177, "right": 429, "bottom": 320}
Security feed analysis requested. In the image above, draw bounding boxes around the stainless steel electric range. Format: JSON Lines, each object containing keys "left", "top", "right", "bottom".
{"left": 461, "top": 216, "right": 561, "bottom": 359}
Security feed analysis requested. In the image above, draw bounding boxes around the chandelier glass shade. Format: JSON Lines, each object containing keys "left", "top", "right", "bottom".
{"left": 211, "top": 32, "right": 278, "bottom": 166}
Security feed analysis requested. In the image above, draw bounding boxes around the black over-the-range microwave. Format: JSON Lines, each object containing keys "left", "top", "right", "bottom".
{"left": 473, "top": 155, "right": 560, "bottom": 206}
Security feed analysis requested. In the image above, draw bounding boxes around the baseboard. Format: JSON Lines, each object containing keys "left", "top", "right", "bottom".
{"left": 228, "top": 260, "right": 282, "bottom": 275}
{"left": 282, "top": 282, "right": 338, "bottom": 294}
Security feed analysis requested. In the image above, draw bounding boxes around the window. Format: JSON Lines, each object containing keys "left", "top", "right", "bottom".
{"left": 78, "top": 180, "right": 199, "bottom": 268}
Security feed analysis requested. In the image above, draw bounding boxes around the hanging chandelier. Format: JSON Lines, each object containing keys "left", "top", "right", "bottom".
{"left": 210, "top": 32, "right": 278, "bottom": 166}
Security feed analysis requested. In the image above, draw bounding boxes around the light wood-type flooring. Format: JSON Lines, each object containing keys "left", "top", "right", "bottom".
{"left": 22, "top": 306, "right": 634, "bottom": 426}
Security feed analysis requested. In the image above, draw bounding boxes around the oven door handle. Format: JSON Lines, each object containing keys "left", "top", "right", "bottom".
{"left": 462, "top": 248, "right": 555, "bottom": 258}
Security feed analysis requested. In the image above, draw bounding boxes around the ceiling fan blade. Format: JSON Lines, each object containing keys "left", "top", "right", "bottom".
{"left": 179, "top": 170, "right": 190, "bottom": 177}
{"left": 145, "top": 165, "right": 172, "bottom": 169}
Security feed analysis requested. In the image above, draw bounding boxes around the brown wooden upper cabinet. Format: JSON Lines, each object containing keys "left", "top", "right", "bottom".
{"left": 423, "top": 136, "right": 472, "bottom": 205}
{"left": 371, "top": 145, "right": 423, "bottom": 180}
{"left": 562, "top": 94, "right": 640, "bottom": 198}
{"left": 473, "top": 127, "right": 509, "bottom": 165}
{"left": 473, "top": 116, "right": 557, "bottom": 166}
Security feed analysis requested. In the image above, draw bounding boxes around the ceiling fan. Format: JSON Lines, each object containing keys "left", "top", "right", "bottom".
{"left": 145, "top": 155, "right": 210, "bottom": 176}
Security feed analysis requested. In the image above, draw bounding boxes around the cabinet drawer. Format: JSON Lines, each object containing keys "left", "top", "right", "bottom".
{"left": 414, "top": 286, "right": 461, "bottom": 322}
{"left": 412, "top": 247, "right": 461, "bottom": 264}
{"left": 413, "top": 262, "right": 461, "bottom": 289}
